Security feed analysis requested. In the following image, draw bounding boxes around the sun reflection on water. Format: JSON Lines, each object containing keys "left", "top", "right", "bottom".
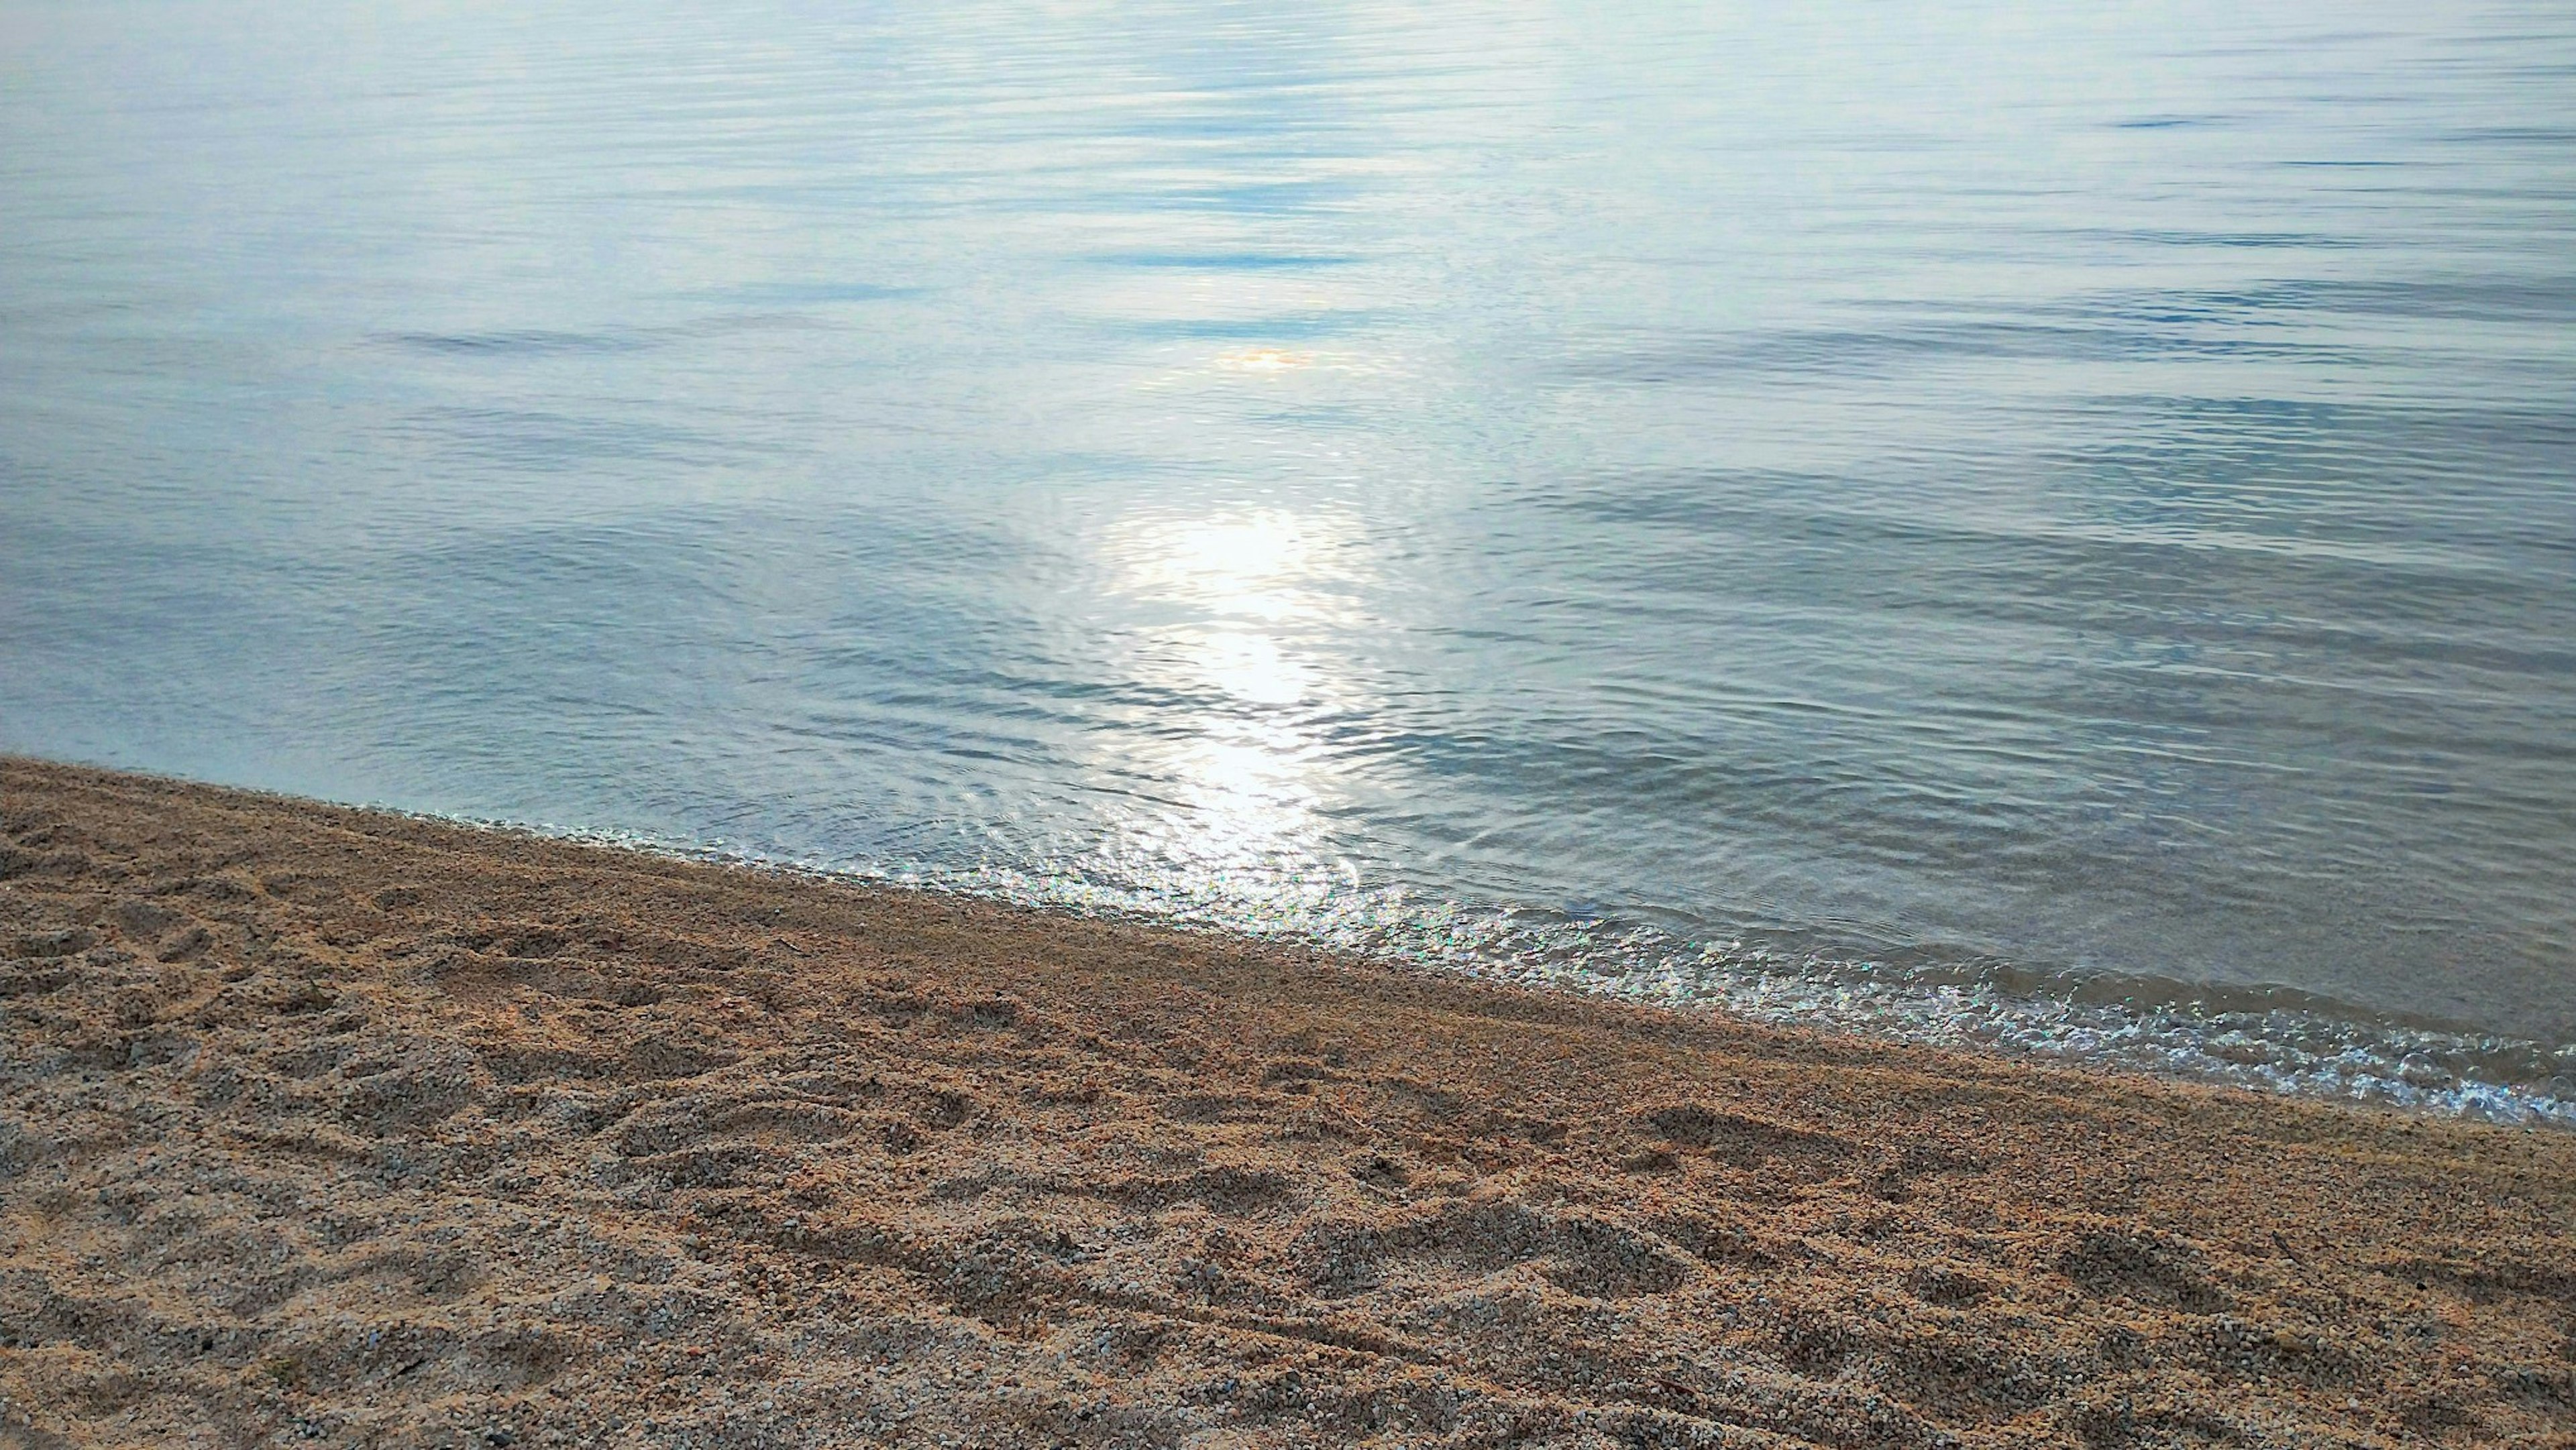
{"left": 1214, "top": 346, "right": 1311, "bottom": 372}
{"left": 1092, "top": 507, "right": 1363, "bottom": 893}
{"left": 1112, "top": 511, "right": 1348, "bottom": 623}
{"left": 1195, "top": 629, "right": 1311, "bottom": 705}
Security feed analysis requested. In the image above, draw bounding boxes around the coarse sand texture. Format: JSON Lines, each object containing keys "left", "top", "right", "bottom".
{"left": 3, "top": 758, "right": 2574, "bottom": 1447}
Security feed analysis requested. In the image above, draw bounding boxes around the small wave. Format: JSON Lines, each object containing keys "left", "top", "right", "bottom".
{"left": 371, "top": 329, "right": 651, "bottom": 357}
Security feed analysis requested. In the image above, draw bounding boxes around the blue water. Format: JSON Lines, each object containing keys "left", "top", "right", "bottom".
{"left": 5, "top": 0, "right": 2574, "bottom": 1118}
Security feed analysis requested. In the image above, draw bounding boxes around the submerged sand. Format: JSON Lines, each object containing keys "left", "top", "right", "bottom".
{"left": 2, "top": 758, "right": 2572, "bottom": 1448}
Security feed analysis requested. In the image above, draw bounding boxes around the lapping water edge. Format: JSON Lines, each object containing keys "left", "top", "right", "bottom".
{"left": 435, "top": 809, "right": 2576, "bottom": 1131}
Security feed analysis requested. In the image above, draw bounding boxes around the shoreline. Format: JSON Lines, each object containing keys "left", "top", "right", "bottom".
{"left": 282, "top": 790, "right": 2576, "bottom": 1133}
{"left": 340, "top": 784, "right": 2576, "bottom": 1132}
{"left": 4, "top": 756, "right": 2573, "bottom": 1446}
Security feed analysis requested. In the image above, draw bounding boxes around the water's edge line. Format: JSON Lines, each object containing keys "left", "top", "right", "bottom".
{"left": 374, "top": 800, "right": 2573, "bottom": 1131}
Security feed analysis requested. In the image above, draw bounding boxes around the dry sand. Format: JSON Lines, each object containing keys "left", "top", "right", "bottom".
{"left": 2, "top": 758, "right": 2572, "bottom": 1449}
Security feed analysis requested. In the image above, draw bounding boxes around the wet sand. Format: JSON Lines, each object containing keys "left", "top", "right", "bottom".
{"left": 3, "top": 757, "right": 2572, "bottom": 1449}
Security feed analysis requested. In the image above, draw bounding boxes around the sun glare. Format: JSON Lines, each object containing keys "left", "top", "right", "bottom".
{"left": 1110, "top": 511, "right": 1348, "bottom": 623}
{"left": 1216, "top": 346, "right": 1311, "bottom": 372}
{"left": 1092, "top": 507, "right": 1364, "bottom": 880}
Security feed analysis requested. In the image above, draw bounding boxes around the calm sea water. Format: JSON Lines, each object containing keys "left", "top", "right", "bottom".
{"left": 6, "top": 1, "right": 2573, "bottom": 1117}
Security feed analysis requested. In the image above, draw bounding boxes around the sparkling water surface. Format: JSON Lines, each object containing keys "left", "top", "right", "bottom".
{"left": 5, "top": 0, "right": 2574, "bottom": 1118}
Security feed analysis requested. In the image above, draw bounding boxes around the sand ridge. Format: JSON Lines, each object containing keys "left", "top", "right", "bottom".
{"left": 2, "top": 758, "right": 2573, "bottom": 1447}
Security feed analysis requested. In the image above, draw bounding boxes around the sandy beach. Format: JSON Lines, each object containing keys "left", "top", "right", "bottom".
{"left": 2, "top": 757, "right": 2571, "bottom": 1448}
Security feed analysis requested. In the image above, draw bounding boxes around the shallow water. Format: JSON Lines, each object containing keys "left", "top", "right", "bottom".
{"left": 5, "top": 0, "right": 2574, "bottom": 1117}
